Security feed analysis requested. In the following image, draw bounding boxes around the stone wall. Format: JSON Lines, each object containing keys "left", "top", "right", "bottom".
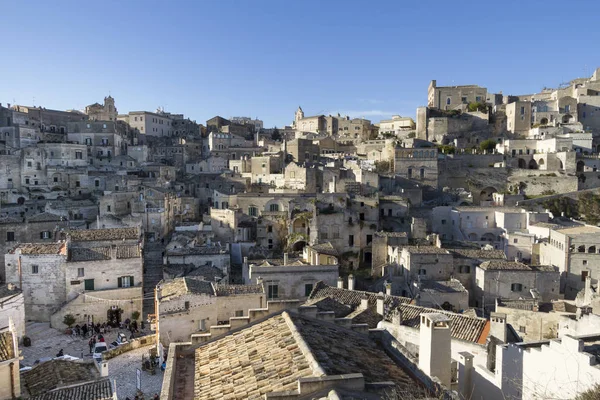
{"left": 50, "top": 287, "right": 142, "bottom": 329}
{"left": 0, "top": 291, "right": 25, "bottom": 340}
{"left": 102, "top": 334, "right": 156, "bottom": 360}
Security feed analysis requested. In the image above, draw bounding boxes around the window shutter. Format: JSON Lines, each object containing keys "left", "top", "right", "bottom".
{"left": 129, "top": 276, "right": 134, "bottom": 287}
{"left": 117, "top": 277, "right": 122, "bottom": 288}
{"left": 40, "top": 232, "right": 44, "bottom": 239}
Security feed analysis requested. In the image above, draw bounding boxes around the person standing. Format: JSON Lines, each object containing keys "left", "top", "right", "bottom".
{"left": 88, "top": 337, "right": 94, "bottom": 354}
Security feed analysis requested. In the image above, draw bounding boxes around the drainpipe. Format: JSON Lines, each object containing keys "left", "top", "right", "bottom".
{"left": 9, "top": 361, "right": 15, "bottom": 399}
{"left": 17, "top": 255, "right": 22, "bottom": 292}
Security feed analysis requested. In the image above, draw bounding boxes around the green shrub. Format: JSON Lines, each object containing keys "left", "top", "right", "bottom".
{"left": 63, "top": 314, "right": 76, "bottom": 328}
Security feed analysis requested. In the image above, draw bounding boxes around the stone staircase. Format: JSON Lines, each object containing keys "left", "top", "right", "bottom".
{"left": 143, "top": 246, "right": 165, "bottom": 319}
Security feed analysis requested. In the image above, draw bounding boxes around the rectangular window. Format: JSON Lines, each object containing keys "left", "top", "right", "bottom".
{"left": 267, "top": 283, "right": 279, "bottom": 299}
{"left": 77, "top": 268, "right": 85, "bottom": 277}
{"left": 304, "top": 283, "right": 314, "bottom": 297}
{"left": 418, "top": 269, "right": 426, "bottom": 275}
{"left": 76, "top": 181, "right": 80, "bottom": 187}
{"left": 348, "top": 234, "right": 354, "bottom": 246}
{"left": 107, "top": 205, "right": 111, "bottom": 212}
{"left": 75, "top": 151, "right": 82, "bottom": 159}
{"left": 117, "top": 276, "right": 134, "bottom": 288}
{"left": 359, "top": 213, "right": 365, "bottom": 221}
{"left": 513, "top": 238, "right": 518, "bottom": 243}
{"left": 582, "top": 271, "right": 589, "bottom": 281}
{"left": 367, "top": 234, "right": 373, "bottom": 245}
{"left": 511, "top": 283, "right": 523, "bottom": 292}
{"left": 6, "top": 232, "right": 15, "bottom": 241}
{"left": 267, "top": 225, "right": 273, "bottom": 233}
{"left": 31, "top": 265, "right": 39, "bottom": 274}
{"left": 520, "top": 106, "right": 525, "bottom": 115}
{"left": 235, "top": 310, "right": 244, "bottom": 317}
{"left": 40, "top": 231, "right": 51, "bottom": 239}
{"left": 248, "top": 206, "right": 258, "bottom": 217}
{"left": 519, "top": 326, "right": 526, "bottom": 334}
{"left": 441, "top": 219, "right": 446, "bottom": 225}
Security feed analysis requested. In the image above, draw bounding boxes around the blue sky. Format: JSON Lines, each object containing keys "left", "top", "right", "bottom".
{"left": 2, "top": 0, "right": 600, "bottom": 128}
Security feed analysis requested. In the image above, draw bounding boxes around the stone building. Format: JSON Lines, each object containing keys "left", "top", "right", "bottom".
{"left": 156, "top": 277, "right": 264, "bottom": 345}
{"left": 0, "top": 323, "right": 20, "bottom": 400}
{"left": 378, "top": 115, "right": 416, "bottom": 135}
{"left": 0, "top": 284, "right": 25, "bottom": 341}
{"left": 427, "top": 80, "right": 488, "bottom": 111}
{"left": 392, "top": 146, "right": 439, "bottom": 188}
{"left": 118, "top": 110, "right": 173, "bottom": 139}
{"left": 474, "top": 261, "right": 560, "bottom": 313}
{"left": 538, "top": 224, "right": 600, "bottom": 299}
{"left": 84, "top": 96, "right": 118, "bottom": 121}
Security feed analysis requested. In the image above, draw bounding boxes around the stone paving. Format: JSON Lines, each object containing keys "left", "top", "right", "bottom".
{"left": 22, "top": 322, "right": 163, "bottom": 399}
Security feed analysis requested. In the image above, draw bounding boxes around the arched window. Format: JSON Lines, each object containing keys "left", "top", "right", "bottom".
{"left": 269, "top": 203, "right": 280, "bottom": 212}
{"left": 578, "top": 245, "right": 586, "bottom": 253}
{"left": 589, "top": 246, "right": 596, "bottom": 254}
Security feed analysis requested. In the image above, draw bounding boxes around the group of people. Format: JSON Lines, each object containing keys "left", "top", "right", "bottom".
{"left": 88, "top": 334, "right": 106, "bottom": 353}
{"left": 70, "top": 322, "right": 111, "bottom": 338}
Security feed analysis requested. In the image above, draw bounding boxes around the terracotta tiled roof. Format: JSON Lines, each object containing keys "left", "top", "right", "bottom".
{"left": 345, "top": 307, "right": 382, "bottom": 328}
{"left": 449, "top": 248, "right": 507, "bottom": 260}
{"left": 69, "top": 247, "right": 111, "bottom": 262}
{"left": 304, "top": 297, "right": 352, "bottom": 317}
{"left": 402, "top": 245, "right": 450, "bottom": 254}
{"left": 479, "top": 261, "right": 532, "bottom": 271}
{"left": 214, "top": 284, "right": 264, "bottom": 296}
{"left": 68, "top": 227, "right": 139, "bottom": 242}
{"left": 116, "top": 245, "right": 141, "bottom": 259}
{"left": 22, "top": 360, "right": 100, "bottom": 397}
{"left": 419, "top": 279, "right": 467, "bottom": 293}
{"left": 27, "top": 212, "right": 63, "bottom": 223}
{"left": 308, "top": 242, "right": 339, "bottom": 256}
{"left": 0, "top": 331, "right": 15, "bottom": 361}
{"left": 29, "top": 378, "right": 113, "bottom": 400}
{"left": 389, "top": 304, "right": 488, "bottom": 343}
{"left": 12, "top": 243, "right": 66, "bottom": 255}
{"left": 192, "top": 312, "right": 427, "bottom": 399}
{"left": 159, "top": 277, "right": 215, "bottom": 301}
{"left": 308, "top": 281, "right": 412, "bottom": 310}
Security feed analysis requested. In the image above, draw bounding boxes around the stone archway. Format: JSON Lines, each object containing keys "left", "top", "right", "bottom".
{"left": 540, "top": 117, "right": 549, "bottom": 125}
{"left": 528, "top": 159, "right": 538, "bottom": 169}
{"left": 518, "top": 158, "right": 527, "bottom": 169}
{"left": 562, "top": 114, "right": 573, "bottom": 124}
{"left": 480, "top": 186, "right": 498, "bottom": 203}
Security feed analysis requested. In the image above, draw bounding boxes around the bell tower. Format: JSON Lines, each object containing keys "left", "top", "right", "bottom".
{"left": 294, "top": 106, "right": 304, "bottom": 127}
{"left": 104, "top": 96, "right": 117, "bottom": 120}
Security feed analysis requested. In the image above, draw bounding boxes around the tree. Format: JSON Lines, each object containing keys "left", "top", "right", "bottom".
{"left": 375, "top": 161, "right": 391, "bottom": 174}
{"left": 63, "top": 314, "right": 76, "bottom": 328}
{"left": 479, "top": 139, "right": 497, "bottom": 153}
{"left": 131, "top": 311, "right": 141, "bottom": 321}
{"left": 578, "top": 192, "right": 600, "bottom": 225}
{"left": 271, "top": 127, "right": 282, "bottom": 141}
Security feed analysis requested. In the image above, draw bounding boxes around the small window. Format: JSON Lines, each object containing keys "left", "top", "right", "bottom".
{"left": 107, "top": 205, "right": 111, "bottom": 212}
{"left": 367, "top": 234, "right": 373, "bottom": 245}
{"left": 519, "top": 326, "right": 526, "bottom": 334}
{"left": 77, "top": 268, "right": 85, "bottom": 277}
{"left": 268, "top": 283, "right": 279, "bottom": 299}
{"left": 185, "top": 301, "right": 190, "bottom": 310}
{"left": 418, "top": 269, "right": 426, "bottom": 275}
{"left": 235, "top": 310, "right": 244, "bottom": 317}
{"left": 269, "top": 204, "right": 279, "bottom": 212}
{"left": 248, "top": 206, "right": 258, "bottom": 217}
{"left": 441, "top": 219, "right": 446, "bottom": 225}
{"left": 513, "top": 238, "right": 518, "bottom": 244}
{"left": 6, "top": 232, "right": 15, "bottom": 242}
{"left": 511, "top": 283, "right": 523, "bottom": 292}
{"left": 267, "top": 225, "right": 273, "bottom": 233}
{"left": 583, "top": 260, "right": 588, "bottom": 266}
{"left": 31, "top": 265, "right": 39, "bottom": 274}
{"left": 304, "top": 283, "right": 314, "bottom": 297}
{"left": 40, "top": 231, "right": 51, "bottom": 239}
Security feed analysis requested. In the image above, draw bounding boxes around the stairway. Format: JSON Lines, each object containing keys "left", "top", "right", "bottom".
{"left": 142, "top": 245, "right": 165, "bottom": 319}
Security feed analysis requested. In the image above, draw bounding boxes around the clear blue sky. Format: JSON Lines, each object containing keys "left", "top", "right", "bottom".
{"left": 3, "top": 0, "right": 600, "bottom": 128}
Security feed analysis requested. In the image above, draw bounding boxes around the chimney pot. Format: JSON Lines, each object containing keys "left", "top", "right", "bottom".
{"left": 376, "top": 293, "right": 385, "bottom": 316}
{"left": 384, "top": 281, "right": 392, "bottom": 296}
{"left": 360, "top": 297, "right": 369, "bottom": 310}
{"left": 337, "top": 277, "right": 344, "bottom": 289}
{"left": 348, "top": 274, "right": 355, "bottom": 291}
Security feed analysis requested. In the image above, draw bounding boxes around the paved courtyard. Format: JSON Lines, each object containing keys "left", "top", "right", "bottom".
{"left": 22, "top": 322, "right": 163, "bottom": 399}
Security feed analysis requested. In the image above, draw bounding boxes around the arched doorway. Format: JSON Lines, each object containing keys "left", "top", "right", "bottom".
{"left": 577, "top": 161, "right": 585, "bottom": 173}
{"left": 292, "top": 241, "right": 306, "bottom": 252}
{"left": 562, "top": 114, "right": 573, "bottom": 124}
{"left": 540, "top": 117, "right": 549, "bottom": 125}
{"left": 518, "top": 158, "right": 527, "bottom": 169}
{"left": 468, "top": 233, "right": 478, "bottom": 241}
{"left": 528, "top": 159, "right": 538, "bottom": 169}
{"left": 538, "top": 158, "right": 545, "bottom": 168}
{"left": 480, "top": 186, "right": 497, "bottom": 203}
{"left": 364, "top": 251, "right": 372, "bottom": 264}
{"left": 559, "top": 160, "right": 564, "bottom": 170}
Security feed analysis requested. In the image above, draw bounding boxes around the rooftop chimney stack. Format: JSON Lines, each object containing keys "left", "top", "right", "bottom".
{"left": 337, "top": 277, "right": 344, "bottom": 289}
{"left": 490, "top": 312, "right": 507, "bottom": 343}
{"left": 348, "top": 274, "right": 355, "bottom": 291}
{"left": 376, "top": 293, "right": 385, "bottom": 316}
{"left": 384, "top": 281, "right": 392, "bottom": 296}
{"left": 283, "top": 252, "right": 288, "bottom": 265}
{"left": 419, "top": 313, "right": 452, "bottom": 388}
{"left": 360, "top": 297, "right": 369, "bottom": 311}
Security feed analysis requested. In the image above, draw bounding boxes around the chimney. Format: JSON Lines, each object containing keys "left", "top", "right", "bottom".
{"left": 584, "top": 275, "right": 593, "bottom": 305}
{"left": 256, "top": 276, "right": 263, "bottom": 286}
{"left": 337, "top": 277, "right": 344, "bottom": 289}
{"left": 360, "top": 297, "right": 369, "bottom": 311}
{"left": 457, "top": 352, "right": 474, "bottom": 399}
{"left": 283, "top": 252, "right": 289, "bottom": 265}
{"left": 490, "top": 312, "right": 507, "bottom": 343}
{"left": 348, "top": 274, "right": 355, "bottom": 291}
{"left": 419, "top": 313, "right": 452, "bottom": 388}
{"left": 7, "top": 283, "right": 15, "bottom": 291}
{"left": 376, "top": 293, "right": 385, "bottom": 316}
{"left": 384, "top": 281, "right": 392, "bottom": 296}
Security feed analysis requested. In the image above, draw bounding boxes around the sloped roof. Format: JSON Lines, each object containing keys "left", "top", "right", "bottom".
{"left": 479, "top": 261, "right": 532, "bottom": 271}
{"left": 27, "top": 212, "right": 63, "bottom": 223}
{"left": 69, "top": 227, "right": 139, "bottom": 241}
{"left": 449, "top": 248, "right": 507, "bottom": 260}
{"left": 419, "top": 279, "right": 467, "bottom": 293}
{"left": 304, "top": 296, "right": 352, "bottom": 317}
{"left": 159, "top": 277, "right": 215, "bottom": 301}
{"left": 214, "top": 284, "right": 264, "bottom": 296}
{"left": 390, "top": 304, "right": 488, "bottom": 343}
{"left": 192, "top": 311, "right": 427, "bottom": 399}
{"left": 308, "top": 242, "right": 339, "bottom": 257}
{"left": 29, "top": 378, "right": 113, "bottom": 400}
{"left": 11, "top": 243, "right": 66, "bottom": 255}
{"left": 308, "top": 281, "right": 412, "bottom": 309}
{"left": 22, "top": 360, "right": 100, "bottom": 397}
{"left": 0, "top": 331, "right": 15, "bottom": 361}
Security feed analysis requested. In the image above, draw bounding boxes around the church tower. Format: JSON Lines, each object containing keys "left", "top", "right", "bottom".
{"left": 294, "top": 106, "right": 304, "bottom": 128}
{"left": 104, "top": 96, "right": 117, "bottom": 121}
